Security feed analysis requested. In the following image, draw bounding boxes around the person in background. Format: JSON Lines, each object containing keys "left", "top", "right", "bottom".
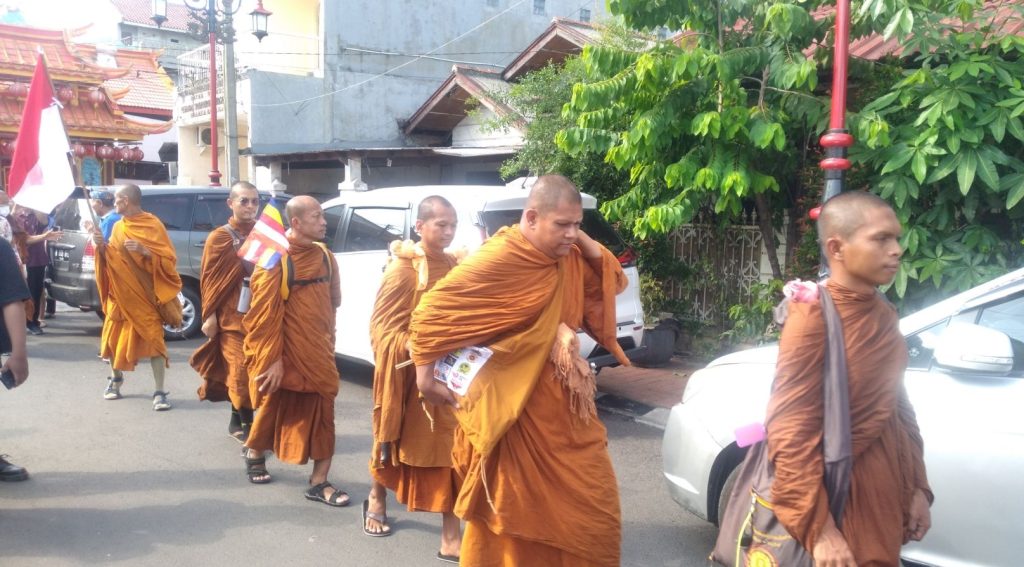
{"left": 89, "top": 189, "right": 121, "bottom": 242}
{"left": 11, "top": 204, "right": 60, "bottom": 336}
{"left": 0, "top": 237, "right": 30, "bottom": 481}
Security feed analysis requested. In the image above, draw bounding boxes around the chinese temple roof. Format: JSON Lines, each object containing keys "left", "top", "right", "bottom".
{"left": 0, "top": 23, "right": 173, "bottom": 141}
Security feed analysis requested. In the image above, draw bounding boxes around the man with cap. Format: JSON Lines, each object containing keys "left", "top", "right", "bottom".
{"left": 90, "top": 189, "right": 121, "bottom": 242}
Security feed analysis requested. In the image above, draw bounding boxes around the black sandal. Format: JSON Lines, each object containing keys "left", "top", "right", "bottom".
{"left": 305, "top": 481, "right": 350, "bottom": 507}
{"left": 244, "top": 455, "right": 272, "bottom": 484}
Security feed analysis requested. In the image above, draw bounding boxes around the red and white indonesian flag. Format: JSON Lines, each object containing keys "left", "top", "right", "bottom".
{"left": 237, "top": 198, "right": 289, "bottom": 269}
{"left": 8, "top": 54, "right": 75, "bottom": 214}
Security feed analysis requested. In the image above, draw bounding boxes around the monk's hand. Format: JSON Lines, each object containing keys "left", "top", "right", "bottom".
{"left": 254, "top": 359, "right": 284, "bottom": 394}
{"left": 906, "top": 488, "right": 931, "bottom": 542}
{"left": 575, "top": 230, "right": 603, "bottom": 259}
{"left": 813, "top": 520, "right": 857, "bottom": 567}
{"left": 415, "top": 363, "right": 459, "bottom": 409}
{"left": 201, "top": 315, "right": 219, "bottom": 339}
{"left": 124, "top": 238, "right": 149, "bottom": 255}
{"left": 90, "top": 229, "right": 104, "bottom": 247}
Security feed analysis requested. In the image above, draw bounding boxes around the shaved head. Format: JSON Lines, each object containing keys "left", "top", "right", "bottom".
{"left": 116, "top": 184, "right": 142, "bottom": 206}
{"left": 229, "top": 181, "right": 258, "bottom": 200}
{"left": 817, "top": 191, "right": 893, "bottom": 242}
{"left": 285, "top": 195, "right": 319, "bottom": 224}
{"left": 417, "top": 195, "right": 455, "bottom": 221}
{"left": 526, "top": 175, "right": 582, "bottom": 215}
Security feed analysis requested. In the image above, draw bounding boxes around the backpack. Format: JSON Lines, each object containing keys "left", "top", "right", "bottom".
{"left": 279, "top": 242, "right": 332, "bottom": 301}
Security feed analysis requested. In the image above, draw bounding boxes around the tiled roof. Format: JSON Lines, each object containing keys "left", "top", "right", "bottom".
{"left": 405, "top": 65, "right": 518, "bottom": 136}
{"left": 0, "top": 79, "right": 172, "bottom": 140}
{"left": 72, "top": 43, "right": 175, "bottom": 116}
{"left": 0, "top": 23, "right": 128, "bottom": 83}
{"left": 110, "top": 0, "right": 194, "bottom": 33}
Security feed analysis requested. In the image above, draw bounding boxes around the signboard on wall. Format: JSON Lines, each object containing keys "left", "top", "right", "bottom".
{"left": 81, "top": 157, "right": 102, "bottom": 186}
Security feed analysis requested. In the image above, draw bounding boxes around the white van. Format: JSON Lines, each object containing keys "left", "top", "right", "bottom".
{"left": 320, "top": 184, "right": 646, "bottom": 368}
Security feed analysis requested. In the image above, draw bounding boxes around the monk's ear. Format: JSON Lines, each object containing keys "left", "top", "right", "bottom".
{"left": 523, "top": 208, "right": 539, "bottom": 228}
{"left": 825, "top": 235, "right": 844, "bottom": 260}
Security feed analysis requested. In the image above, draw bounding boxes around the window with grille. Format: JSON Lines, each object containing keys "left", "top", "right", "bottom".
{"left": 580, "top": 8, "right": 591, "bottom": 22}
{"left": 533, "top": 0, "right": 545, "bottom": 15}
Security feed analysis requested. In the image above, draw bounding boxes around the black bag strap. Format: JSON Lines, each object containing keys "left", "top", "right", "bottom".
{"left": 818, "top": 284, "right": 852, "bottom": 527}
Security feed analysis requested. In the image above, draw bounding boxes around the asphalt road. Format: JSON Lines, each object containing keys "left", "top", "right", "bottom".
{"left": 0, "top": 309, "right": 717, "bottom": 566}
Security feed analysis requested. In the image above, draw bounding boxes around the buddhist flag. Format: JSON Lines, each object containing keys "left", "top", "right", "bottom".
{"left": 8, "top": 53, "right": 75, "bottom": 214}
{"left": 238, "top": 198, "right": 289, "bottom": 269}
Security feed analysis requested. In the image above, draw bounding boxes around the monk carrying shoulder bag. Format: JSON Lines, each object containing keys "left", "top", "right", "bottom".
{"left": 711, "top": 284, "right": 852, "bottom": 567}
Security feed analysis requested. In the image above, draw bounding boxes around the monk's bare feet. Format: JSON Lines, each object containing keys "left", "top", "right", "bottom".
{"left": 363, "top": 484, "right": 391, "bottom": 536}
{"left": 439, "top": 511, "right": 461, "bottom": 559}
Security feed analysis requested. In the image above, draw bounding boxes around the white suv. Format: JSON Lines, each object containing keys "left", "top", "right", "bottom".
{"left": 320, "top": 184, "right": 646, "bottom": 368}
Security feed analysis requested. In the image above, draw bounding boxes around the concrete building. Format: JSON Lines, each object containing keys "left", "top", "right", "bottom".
{"left": 172, "top": 0, "right": 607, "bottom": 195}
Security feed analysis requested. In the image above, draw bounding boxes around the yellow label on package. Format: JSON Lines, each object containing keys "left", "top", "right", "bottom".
{"left": 434, "top": 346, "right": 493, "bottom": 395}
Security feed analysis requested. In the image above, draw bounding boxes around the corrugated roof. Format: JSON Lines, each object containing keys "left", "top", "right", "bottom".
{"left": 110, "top": 0, "right": 194, "bottom": 33}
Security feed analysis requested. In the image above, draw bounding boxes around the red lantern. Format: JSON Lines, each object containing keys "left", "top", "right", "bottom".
{"left": 89, "top": 88, "right": 106, "bottom": 107}
{"left": 73, "top": 143, "right": 87, "bottom": 158}
{"left": 57, "top": 86, "right": 74, "bottom": 104}
{"left": 132, "top": 147, "right": 146, "bottom": 161}
{"left": 83, "top": 143, "right": 96, "bottom": 157}
{"left": 96, "top": 144, "right": 115, "bottom": 160}
{"left": 0, "top": 140, "right": 10, "bottom": 157}
{"left": 7, "top": 82, "right": 28, "bottom": 98}
{"left": 9, "top": 138, "right": 16, "bottom": 155}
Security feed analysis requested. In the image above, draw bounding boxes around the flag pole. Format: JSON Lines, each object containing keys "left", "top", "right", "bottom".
{"left": 814, "top": 0, "right": 854, "bottom": 279}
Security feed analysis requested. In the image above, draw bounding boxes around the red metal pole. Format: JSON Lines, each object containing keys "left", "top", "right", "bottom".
{"left": 815, "top": 0, "right": 854, "bottom": 277}
{"left": 206, "top": 0, "right": 222, "bottom": 187}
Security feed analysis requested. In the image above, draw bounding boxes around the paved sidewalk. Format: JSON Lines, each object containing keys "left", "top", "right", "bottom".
{"left": 595, "top": 355, "right": 707, "bottom": 429}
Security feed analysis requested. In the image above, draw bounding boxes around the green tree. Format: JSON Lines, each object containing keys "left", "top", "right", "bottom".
{"left": 852, "top": 0, "right": 1024, "bottom": 306}
{"left": 558, "top": 0, "right": 841, "bottom": 279}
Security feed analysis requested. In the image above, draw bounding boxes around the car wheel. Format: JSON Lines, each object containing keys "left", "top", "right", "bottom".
{"left": 717, "top": 464, "right": 741, "bottom": 527}
{"left": 164, "top": 285, "right": 201, "bottom": 340}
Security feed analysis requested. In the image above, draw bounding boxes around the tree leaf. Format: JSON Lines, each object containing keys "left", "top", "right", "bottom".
{"left": 926, "top": 153, "right": 960, "bottom": 183}
{"left": 1006, "top": 173, "right": 1024, "bottom": 208}
{"left": 975, "top": 153, "right": 999, "bottom": 190}
{"left": 956, "top": 150, "right": 978, "bottom": 195}
{"left": 911, "top": 151, "right": 928, "bottom": 184}
{"left": 881, "top": 145, "right": 914, "bottom": 174}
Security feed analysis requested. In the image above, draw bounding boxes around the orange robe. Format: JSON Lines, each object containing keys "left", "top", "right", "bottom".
{"left": 767, "top": 281, "right": 932, "bottom": 566}
{"left": 243, "top": 236, "right": 341, "bottom": 464}
{"left": 410, "top": 226, "right": 629, "bottom": 567}
{"left": 96, "top": 212, "right": 181, "bottom": 371}
{"left": 369, "top": 241, "right": 458, "bottom": 513}
{"left": 190, "top": 218, "right": 255, "bottom": 408}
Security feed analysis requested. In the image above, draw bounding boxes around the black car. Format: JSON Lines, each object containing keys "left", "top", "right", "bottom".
{"left": 49, "top": 186, "right": 290, "bottom": 339}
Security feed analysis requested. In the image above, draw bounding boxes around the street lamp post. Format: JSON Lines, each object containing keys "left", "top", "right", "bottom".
{"left": 151, "top": 0, "right": 271, "bottom": 187}
{"left": 816, "top": 0, "right": 854, "bottom": 278}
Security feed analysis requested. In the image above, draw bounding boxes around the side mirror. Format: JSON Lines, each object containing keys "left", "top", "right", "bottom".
{"left": 934, "top": 322, "right": 1014, "bottom": 375}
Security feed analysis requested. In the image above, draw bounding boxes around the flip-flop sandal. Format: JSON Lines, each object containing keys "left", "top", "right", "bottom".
{"left": 436, "top": 551, "right": 459, "bottom": 564}
{"left": 362, "top": 499, "right": 393, "bottom": 537}
{"left": 305, "top": 481, "right": 350, "bottom": 507}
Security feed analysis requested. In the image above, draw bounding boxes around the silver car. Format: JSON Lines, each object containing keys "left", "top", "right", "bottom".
{"left": 662, "top": 268, "right": 1024, "bottom": 567}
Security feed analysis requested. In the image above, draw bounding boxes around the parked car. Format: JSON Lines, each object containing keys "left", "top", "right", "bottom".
{"left": 661, "top": 268, "right": 1024, "bottom": 567}
{"left": 48, "top": 186, "right": 290, "bottom": 339}
{"left": 320, "top": 184, "right": 646, "bottom": 368}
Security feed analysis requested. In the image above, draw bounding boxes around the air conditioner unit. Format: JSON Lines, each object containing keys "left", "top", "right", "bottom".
{"left": 197, "top": 127, "right": 213, "bottom": 146}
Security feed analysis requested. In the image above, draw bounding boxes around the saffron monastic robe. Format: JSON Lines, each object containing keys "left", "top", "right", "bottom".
{"left": 96, "top": 212, "right": 181, "bottom": 370}
{"left": 190, "top": 218, "right": 255, "bottom": 406}
{"left": 243, "top": 236, "right": 341, "bottom": 464}
{"left": 767, "top": 280, "right": 933, "bottom": 566}
{"left": 410, "top": 226, "right": 629, "bottom": 567}
{"left": 370, "top": 240, "right": 458, "bottom": 512}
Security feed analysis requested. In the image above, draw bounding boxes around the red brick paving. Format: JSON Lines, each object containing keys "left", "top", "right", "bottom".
{"left": 596, "top": 356, "right": 707, "bottom": 409}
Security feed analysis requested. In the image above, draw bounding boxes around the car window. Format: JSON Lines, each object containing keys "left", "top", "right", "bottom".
{"left": 142, "top": 194, "right": 193, "bottom": 230}
{"left": 479, "top": 209, "right": 626, "bottom": 255}
{"left": 192, "top": 195, "right": 231, "bottom": 231}
{"left": 343, "top": 207, "right": 406, "bottom": 252}
{"left": 907, "top": 320, "right": 947, "bottom": 370}
{"left": 324, "top": 205, "right": 345, "bottom": 252}
{"left": 53, "top": 198, "right": 94, "bottom": 233}
{"left": 975, "top": 293, "right": 1024, "bottom": 371}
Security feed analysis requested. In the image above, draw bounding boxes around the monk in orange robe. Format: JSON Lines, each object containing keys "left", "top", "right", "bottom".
{"left": 767, "top": 191, "right": 932, "bottom": 567}
{"left": 190, "top": 181, "right": 260, "bottom": 443}
{"left": 364, "top": 196, "right": 461, "bottom": 556}
{"left": 411, "top": 175, "right": 629, "bottom": 566}
{"left": 93, "top": 184, "right": 182, "bottom": 411}
{"left": 242, "top": 196, "right": 349, "bottom": 505}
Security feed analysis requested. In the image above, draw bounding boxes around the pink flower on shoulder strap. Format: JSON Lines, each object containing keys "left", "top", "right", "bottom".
{"left": 783, "top": 279, "right": 820, "bottom": 303}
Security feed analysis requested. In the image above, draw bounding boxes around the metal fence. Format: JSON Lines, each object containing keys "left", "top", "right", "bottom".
{"left": 667, "top": 213, "right": 766, "bottom": 326}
